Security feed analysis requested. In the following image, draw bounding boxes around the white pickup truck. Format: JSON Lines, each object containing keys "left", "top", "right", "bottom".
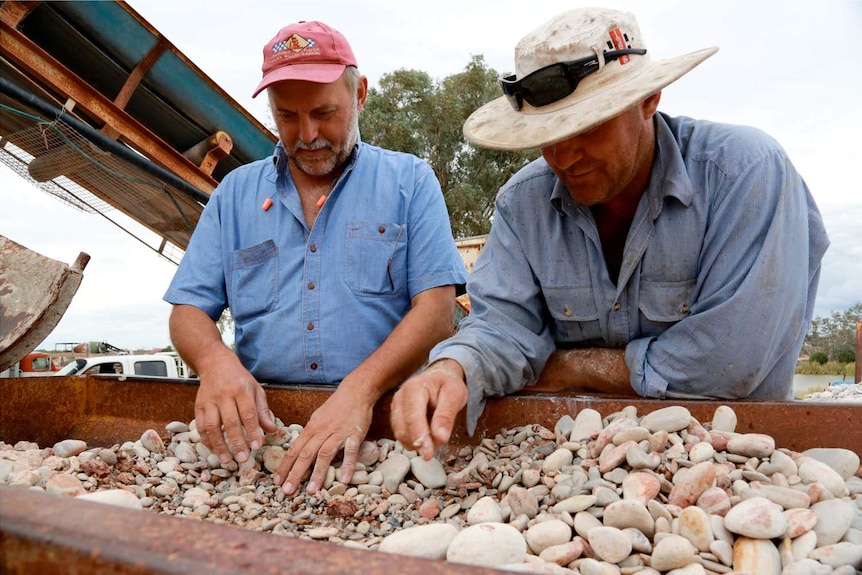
{"left": 55, "top": 353, "right": 194, "bottom": 379}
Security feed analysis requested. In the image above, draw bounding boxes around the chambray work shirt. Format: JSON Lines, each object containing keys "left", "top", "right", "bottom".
{"left": 165, "top": 140, "right": 466, "bottom": 384}
{"left": 431, "top": 113, "right": 829, "bottom": 432}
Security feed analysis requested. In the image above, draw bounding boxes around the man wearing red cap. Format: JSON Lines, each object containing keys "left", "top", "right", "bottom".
{"left": 164, "top": 21, "right": 466, "bottom": 495}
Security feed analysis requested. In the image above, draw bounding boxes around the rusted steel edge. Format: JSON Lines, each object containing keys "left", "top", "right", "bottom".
{"left": 1, "top": 376, "right": 860, "bottom": 456}
{"left": 0, "top": 487, "right": 504, "bottom": 575}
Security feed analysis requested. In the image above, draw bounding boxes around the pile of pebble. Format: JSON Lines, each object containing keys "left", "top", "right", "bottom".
{"left": 801, "top": 383, "right": 862, "bottom": 403}
{"left": 2, "top": 404, "right": 861, "bottom": 575}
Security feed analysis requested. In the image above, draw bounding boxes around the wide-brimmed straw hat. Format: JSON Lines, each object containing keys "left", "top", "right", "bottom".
{"left": 463, "top": 8, "right": 718, "bottom": 151}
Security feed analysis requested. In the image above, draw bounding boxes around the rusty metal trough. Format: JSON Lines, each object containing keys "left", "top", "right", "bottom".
{"left": 1, "top": 375, "right": 860, "bottom": 574}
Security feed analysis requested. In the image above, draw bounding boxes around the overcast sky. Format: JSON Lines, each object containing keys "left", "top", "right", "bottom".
{"left": 1, "top": 0, "right": 860, "bottom": 352}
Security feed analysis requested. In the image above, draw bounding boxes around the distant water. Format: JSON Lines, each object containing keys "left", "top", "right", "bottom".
{"left": 792, "top": 373, "right": 850, "bottom": 397}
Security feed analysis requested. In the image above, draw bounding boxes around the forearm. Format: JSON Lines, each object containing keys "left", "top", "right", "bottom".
{"left": 339, "top": 286, "right": 456, "bottom": 405}
{"left": 168, "top": 304, "right": 238, "bottom": 378}
{"left": 532, "top": 347, "right": 636, "bottom": 395}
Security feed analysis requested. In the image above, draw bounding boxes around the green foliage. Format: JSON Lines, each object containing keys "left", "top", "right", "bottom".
{"left": 809, "top": 352, "right": 829, "bottom": 365}
{"left": 360, "top": 56, "right": 540, "bottom": 238}
{"left": 836, "top": 348, "right": 856, "bottom": 364}
{"left": 803, "top": 302, "right": 861, "bottom": 362}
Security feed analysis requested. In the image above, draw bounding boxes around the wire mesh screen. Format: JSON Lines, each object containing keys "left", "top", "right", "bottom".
{"left": 0, "top": 107, "right": 191, "bottom": 265}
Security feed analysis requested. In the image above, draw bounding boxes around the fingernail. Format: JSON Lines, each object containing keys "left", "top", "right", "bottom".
{"left": 236, "top": 451, "right": 248, "bottom": 463}
{"left": 307, "top": 481, "right": 317, "bottom": 494}
{"left": 435, "top": 426, "right": 451, "bottom": 443}
{"left": 282, "top": 482, "right": 293, "bottom": 495}
{"left": 272, "top": 474, "right": 281, "bottom": 485}
{"left": 219, "top": 453, "right": 230, "bottom": 464}
{"left": 250, "top": 439, "right": 260, "bottom": 451}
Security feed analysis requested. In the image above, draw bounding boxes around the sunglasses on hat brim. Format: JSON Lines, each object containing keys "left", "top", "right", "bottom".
{"left": 500, "top": 48, "right": 647, "bottom": 111}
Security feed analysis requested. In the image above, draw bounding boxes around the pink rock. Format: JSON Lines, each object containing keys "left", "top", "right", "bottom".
{"left": 622, "top": 471, "right": 661, "bottom": 505}
{"left": 668, "top": 461, "right": 716, "bottom": 508}
{"left": 697, "top": 486, "right": 732, "bottom": 516}
{"left": 783, "top": 508, "right": 817, "bottom": 538}
{"left": 726, "top": 433, "right": 775, "bottom": 458}
{"left": 599, "top": 440, "right": 637, "bottom": 473}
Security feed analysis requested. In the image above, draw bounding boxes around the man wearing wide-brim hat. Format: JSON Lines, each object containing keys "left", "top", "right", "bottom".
{"left": 391, "top": 7, "right": 829, "bottom": 457}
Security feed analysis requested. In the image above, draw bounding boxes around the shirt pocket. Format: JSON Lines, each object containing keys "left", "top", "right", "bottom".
{"left": 543, "top": 284, "right": 603, "bottom": 343}
{"left": 638, "top": 278, "right": 696, "bottom": 334}
{"left": 345, "top": 222, "right": 406, "bottom": 297}
{"left": 229, "top": 240, "right": 279, "bottom": 323}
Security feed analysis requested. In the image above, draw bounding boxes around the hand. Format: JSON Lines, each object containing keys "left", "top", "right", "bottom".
{"left": 273, "top": 386, "right": 373, "bottom": 496}
{"left": 194, "top": 355, "right": 276, "bottom": 465}
{"left": 390, "top": 359, "right": 468, "bottom": 461}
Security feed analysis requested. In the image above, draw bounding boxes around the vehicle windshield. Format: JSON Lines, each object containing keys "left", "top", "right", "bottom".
{"left": 56, "top": 358, "right": 87, "bottom": 376}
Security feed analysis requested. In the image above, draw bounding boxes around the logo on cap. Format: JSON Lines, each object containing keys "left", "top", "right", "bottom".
{"left": 273, "top": 33, "right": 319, "bottom": 55}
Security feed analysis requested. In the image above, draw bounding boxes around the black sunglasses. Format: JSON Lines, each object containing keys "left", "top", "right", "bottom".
{"left": 500, "top": 48, "right": 647, "bottom": 110}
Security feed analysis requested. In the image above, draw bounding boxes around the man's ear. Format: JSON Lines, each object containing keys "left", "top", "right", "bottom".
{"left": 356, "top": 76, "right": 369, "bottom": 112}
{"left": 642, "top": 91, "right": 662, "bottom": 118}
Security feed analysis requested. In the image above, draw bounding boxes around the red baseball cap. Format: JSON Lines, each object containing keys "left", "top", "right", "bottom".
{"left": 252, "top": 21, "right": 358, "bottom": 98}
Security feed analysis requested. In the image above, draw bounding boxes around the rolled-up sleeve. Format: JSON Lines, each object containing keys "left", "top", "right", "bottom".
{"left": 430, "top": 190, "right": 556, "bottom": 433}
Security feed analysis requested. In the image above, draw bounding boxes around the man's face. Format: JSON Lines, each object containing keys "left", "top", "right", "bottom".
{"left": 268, "top": 74, "right": 366, "bottom": 179}
{"left": 540, "top": 97, "right": 657, "bottom": 206}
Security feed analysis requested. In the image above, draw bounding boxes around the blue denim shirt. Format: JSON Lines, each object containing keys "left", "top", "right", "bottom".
{"left": 165, "top": 140, "right": 466, "bottom": 384}
{"left": 431, "top": 113, "right": 829, "bottom": 432}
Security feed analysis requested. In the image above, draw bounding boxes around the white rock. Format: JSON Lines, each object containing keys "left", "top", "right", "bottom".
{"left": 571, "top": 408, "right": 603, "bottom": 441}
{"left": 726, "top": 433, "right": 775, "bottom": 458}
{"left": 678, "top": 506, "right": 713, "bottom": 552}
{"left": 467, "top": 496, "right": 503, "bottom": 525}
{"left": 77, "top": 489, "right": 143, "bottom": 510}
{"left": 802, "top": 448, "right": 860, "bottom": 480}
{"left": 724, "top": 496, "right": 787, "bottom": 539}
{"left": 542, "top": 448, "right": 574, "bottom": 473}
{"left": 711, "top": 405, "right": 737, "bottom": 432}
{"left": 377, "top": 453, "right": 410, "bottom": 493}
{"left": 552, "top": 494, "right": 597, "bottom": 514}
{"left": 799, "top": 459, "right": 849, "bottom": 497}
{"left": 52, "top": 439, "right": 88, "bottom": 458}
{"left": 587, "top": 526, "right": 632, "bottom": 564}
{"left": 525, "top": 519, "right": 572, "bottom": 555}
{"left": 650, "top": 535, "right": 697, "bottom": 571}
{"left": 603, "top": 499, "right": 655, "bottom": 539}
{"left": 732, "top": 536, "right": 780, "bottom": 575}
{"left": 640, "top": 406, "right": 691, "bottom": 433}
{"left": 409, "top": 456, "right": 447, "bottom": 489}
{"left": 378, "top": 523, "right": 458, "bottom": 560}
{"left": 808, "top": 541, "right": 862, "bottom": 568}
{"left": 139, "top": 429, "right": 164, "bottom": 453}
{"left": 810, "top": 499, "right": 855, "bottom": 546}
{"left": 447, "top": 522, "right": 527, "bottom": 567}
{"left": 791, "top": 530, "right": 819, "bottom": 561}
{"left": 780, "top": 558, "right": 833, "bottom": 575}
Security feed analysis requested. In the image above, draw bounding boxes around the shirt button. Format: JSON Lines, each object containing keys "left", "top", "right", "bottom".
{"left": 378, "top": 226, "right": 385, "bottom": 234}
{"left": 563, "top": 306, "right": 572, "bottom": 317}
{"left": 682, "top": 303, "right": 690, "bottom": 313}
{"left": 309, "top": 244, "right": 317, "bottom": 253}
{"left": 310, "top": 363, "right": 318, "bottom": 370}
{"left": 613, "top": 302, "right": 621, "bottom": 311}
{"left": 308, "top": 282, "right": 315, "bottom": 290}
{"left": 307, "top": 322, "right": 314, "bottom": 330}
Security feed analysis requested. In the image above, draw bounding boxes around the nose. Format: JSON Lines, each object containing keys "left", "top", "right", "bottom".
{"left": 297, "top": 114, "right": 319, "bottom": 144}
{"left": 546, "top": 137, "right": 585, "bottom": 171}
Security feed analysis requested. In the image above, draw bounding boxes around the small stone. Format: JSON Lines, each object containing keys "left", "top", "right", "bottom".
{"left": 726, "top": 433, "right": 775, "bottom": 458}
{"left": 802, "top": 448, "right": 860, "bottom": 480}
{"left": 711, "top": 405, "right": 737, "bottom": 433}
{"left": 571, "top": 409, "right": 604, "bottom": 441}
{"left": 678, "top": 505, "right": 713, "bottom": 552}
{"left": 525, "top": 519, "right": 572, "bottom": 555}
{"left": 53, "top": 439, "right": 88, "bottom": 458}
{"left": 650, "top": 535, "right": 697, "bottom": 571}
{"left": 466, "top": 496, "right": 502, "bottom": 525}
{"left": 139, "top": 430, "right": 164, "bottom": 454}
{"left": 409, "top": 456, "right": 446, "bottom": 489}
{"left": 731, "top": 537, "right": 780, "bottom": 575}
{"left": 77, "top": 489, "right": 143, "bottom": 510}
{"left": 810, "top": 499, "right": 854, "bottom": 546}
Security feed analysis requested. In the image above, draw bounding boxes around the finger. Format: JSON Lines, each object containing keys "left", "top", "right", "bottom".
{"left": 196, "top": 404, "right": 231, "bottom": 464}
{"left": 400, "top": 385, "right": 435, "bottom": 460}
{"left": 306, "top": 435, "right": 343, "bottom": 494}
{"left": 234, "top": 390, "right": 263, "bottom": 452}
{"left": 429, "top": 379, "right": 467, "bottom": 446}
{"left": 219, "top": 400, "right": 251, "bottom": 464}
{"left": 280, "top": 434, "right": 319, "bottom": 495}
{"left": 255, "top": 388, "right": 278, "bottom": 433}
{"left": 338, "top": 427, "right": 363, "bottom": 484}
